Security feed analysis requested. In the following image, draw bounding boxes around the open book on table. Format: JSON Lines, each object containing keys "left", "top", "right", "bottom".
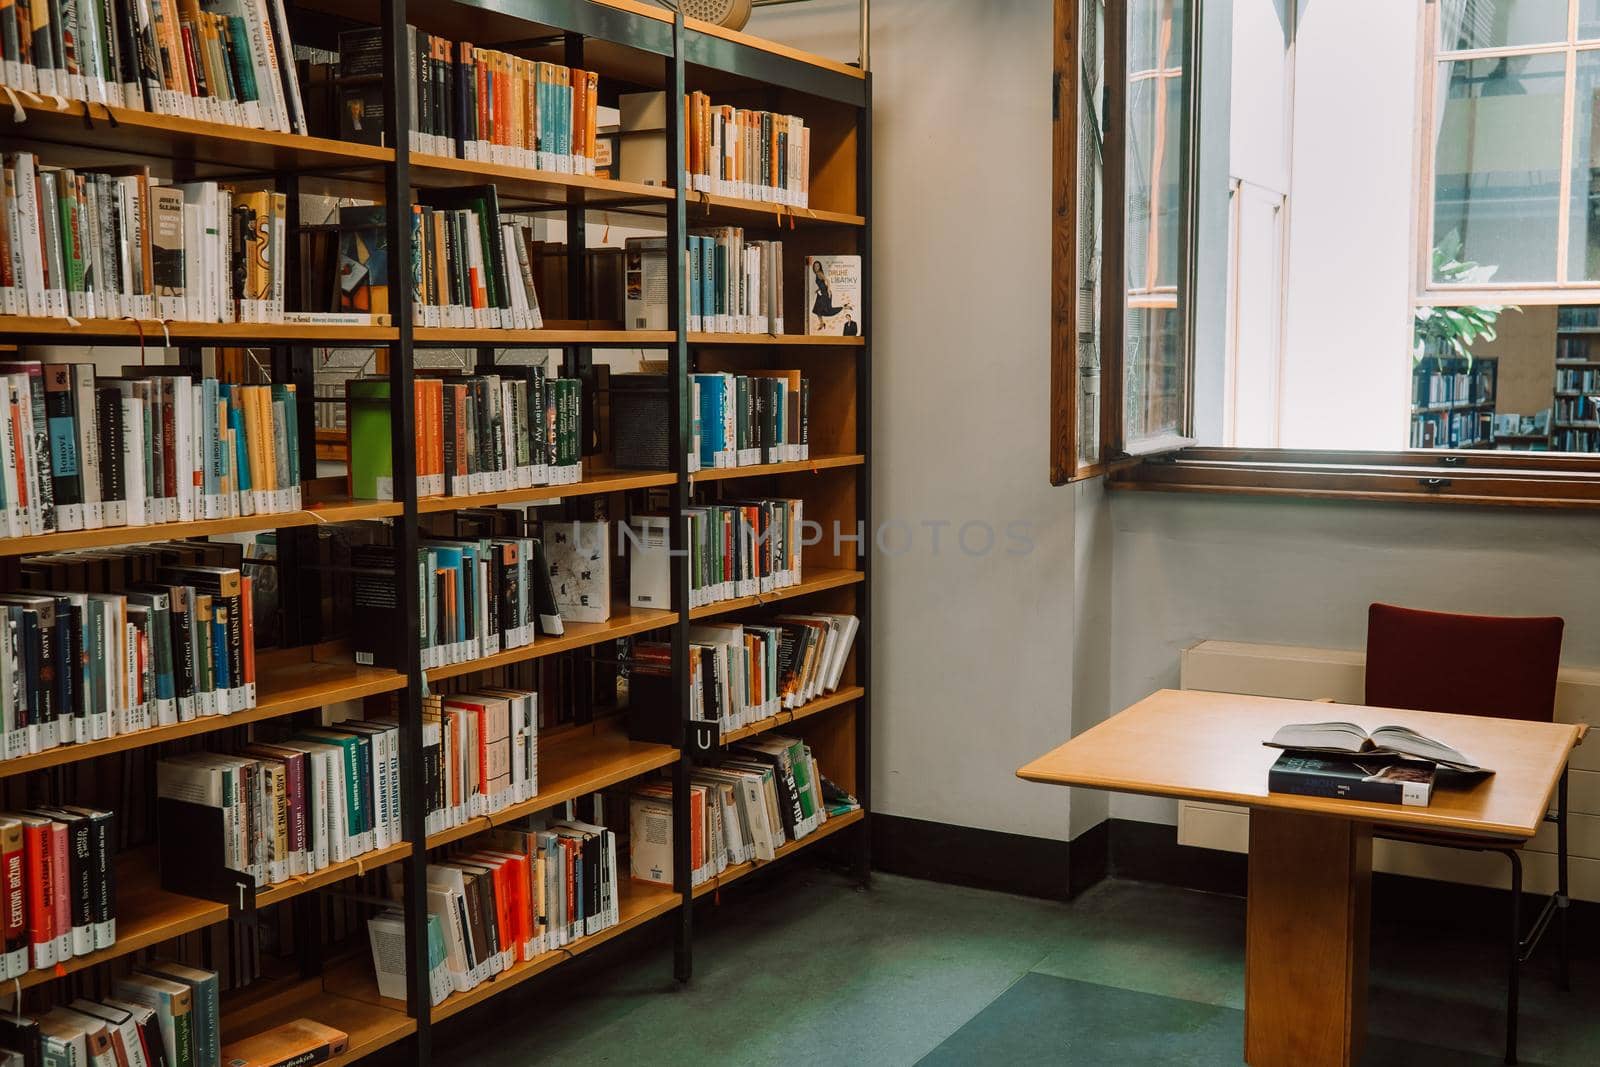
{"left": 1263, "top": 721, "right": 1491, "bottom": 775}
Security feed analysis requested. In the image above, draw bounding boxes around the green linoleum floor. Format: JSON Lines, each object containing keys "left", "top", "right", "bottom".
{"left": 427, "top": 869, "right": 1600, "bottom": 1065}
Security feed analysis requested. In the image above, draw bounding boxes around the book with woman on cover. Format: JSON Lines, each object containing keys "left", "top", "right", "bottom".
{"left": 1264, "top": 721, "right": 1491, "bottom": 774}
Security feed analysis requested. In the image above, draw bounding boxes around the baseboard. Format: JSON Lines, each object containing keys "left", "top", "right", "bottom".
{"left": 870, "top": 813, "right": 1106, "bottom": 901}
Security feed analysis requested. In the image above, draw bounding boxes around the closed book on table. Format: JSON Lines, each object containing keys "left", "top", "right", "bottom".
{"left": 1267, "top": 752, "right": 1435, "bottom": 807}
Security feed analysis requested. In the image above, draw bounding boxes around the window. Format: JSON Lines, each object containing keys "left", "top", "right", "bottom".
{"left": 1052, "top": 0, "right": 1600, "bottom": 503}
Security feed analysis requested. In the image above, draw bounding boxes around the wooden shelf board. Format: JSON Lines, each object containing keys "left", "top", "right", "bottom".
{"left": 426, "top": 727, "right": 679, "bottom": 850}
{"left": 689, "top": 568, "right": 863, "bottom": 621}
{"left": 413, "top": 326, "right": 673, "bottom": 345}
{"left": 1412, "top": 403, "right": 1493, "bottom": 413}
{"left": 427, "top": 878, "right": 681, "bottom": 1021}
{"left": 0, "top": 645, "right": 407, "bottom": 778}
{"left": 692, "top": 807, "right": 865, "bottom": 900}
{"left": 688, "top": 333, "right": 864, "bottom": 346}
{"left": 411, "top": 152, "right": 676, "bottom": 207}
{"left": 719, "top": 685, "right": 864, "bottom": 745}
{"left": 222, "top": 969, "right": 416, "bottom": 1067}
{"left": 19, "top": 841, "right": 410, "bottom": 991}
{"left": 0, "top": 497, "right": 402, "bottom": 559}
{"left": 691, "top": 454, "right": 863, "bottom": 484}
{"left": 0, "top": 317, "right": 397, "bottom": 344}
{"left": 424, "top": 607, "right": 675, "bottom": 682}
{"left": 690, "top": 193, "right": 864, "bottom": 228}
{"left": 417, "top": 471, "right": 675, "bottom": 514}
{"left": 2, "top": 97, "right": 393, "bottom": 175}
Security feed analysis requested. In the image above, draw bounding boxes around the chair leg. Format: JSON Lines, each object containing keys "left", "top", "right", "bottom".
{"left": 1507, "top": 851, "right": 1522, "bottom": 1067}
{"left": 1559, "top": 767, "right": 1571, "bottom": 993}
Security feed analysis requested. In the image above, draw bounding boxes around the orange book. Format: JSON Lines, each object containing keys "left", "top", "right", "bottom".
{"left": 219, "top": 1019, "right": 349, "bottom": 1067}
{"left": 585, "top": 71, "right": 599, "bottom": 170}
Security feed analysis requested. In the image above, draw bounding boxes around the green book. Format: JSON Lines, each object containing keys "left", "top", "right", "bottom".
{"left": 785, "top": 738, "right": 817, "bottom": 822}
{"left": 141, "top": 962, "right": 219, "bottom": 1067}
{"left": 295, "top": 729, "right": 368, "bottom": 852}
{"left": 113, "top": 973, "right": 195, "bottom": 1067}
{"left": 347, "top": 378, "right": 393, "bottom": 501}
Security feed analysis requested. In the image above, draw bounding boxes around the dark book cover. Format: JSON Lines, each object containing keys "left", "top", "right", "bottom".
{"left": 349, "top": 545, "right": 400, "bottom": 670}
{"left": 1267, "top": 752, "right": 1435, "bottom": 807}
{"left": 95, "top": 386, "right": 125, "bottom": 512}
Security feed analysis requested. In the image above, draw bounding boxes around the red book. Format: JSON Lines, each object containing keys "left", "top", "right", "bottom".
{"left": 239, "top": 575, "right": 256, "bottom": 700}
{"left": 12, "top": 814, "right": 54, "bottom": 969}
{"left": 43, "top": 820, "right": 70, "bottom": 961}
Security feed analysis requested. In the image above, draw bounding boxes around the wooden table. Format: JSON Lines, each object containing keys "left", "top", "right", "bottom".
{"left": 1017, "top": 689, "right": 1586, "bottom": 1067}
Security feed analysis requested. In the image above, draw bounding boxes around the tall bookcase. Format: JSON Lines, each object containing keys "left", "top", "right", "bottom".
{"left": 0, "top": 1, "right": 871, "bottom": 1063}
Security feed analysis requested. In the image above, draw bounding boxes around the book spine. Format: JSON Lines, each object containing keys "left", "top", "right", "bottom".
{"left": 1266, "top": 766, "right": 1422, "bottom": 807}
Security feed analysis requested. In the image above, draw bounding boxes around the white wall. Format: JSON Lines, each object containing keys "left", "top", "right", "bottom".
{"left": 1106, "top": 490, "right": 1600, "bottom": 824}
{"left": 1276, "top": 0, "right": 1417, "bottom": 448}
{"left": 751, "top": 0, "right": 1081, "bottom": 841}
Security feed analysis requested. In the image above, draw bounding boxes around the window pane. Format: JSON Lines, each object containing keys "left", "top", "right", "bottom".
{"left": 1438, "top": 0, "right": 1567, "bottom": 51}
{"left": 1121, "top": 0, "right": 1191, "bottom": 450}
{"left": 1582, "top": 0, "right": 1600, "bottom": 40}
{"left": 1432, "top": 54, "right": 1564, "bottom": 284}
{"left": 1077, "top": 0, "right": 1105, "bottom": 471}
{"left": 1569, "top": 52, "right": 1600, "bottom": 279}
{"left": 1130, "top": 0, "right": 1163, "bottom": 72}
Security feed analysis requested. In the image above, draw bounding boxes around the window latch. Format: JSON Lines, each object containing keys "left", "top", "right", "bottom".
{"left": 1437, "top": 455, "right": 1464, "bottom": 466}
{"left": 1420, "top": 477, "right": 1451, "bottom": 492}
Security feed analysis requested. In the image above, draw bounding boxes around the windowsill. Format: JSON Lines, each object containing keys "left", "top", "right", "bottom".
{"left": 1108, "top": 448, "right": 1600, "bottom": 510}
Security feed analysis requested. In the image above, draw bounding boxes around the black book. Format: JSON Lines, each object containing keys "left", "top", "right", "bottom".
{"left": 60, "top": 806, "right": 114, "bottom": 947}
{"left": 95, "top": 387, "right": 125, "bottom": 515}
{"left": 0, "top": 1014, "right": 42, "bottom": 1067}
{"left": 1267, "top": 752, "right": 1436, "bottom": 807}
{"left": 0, "top": 597, "right": 54, "bottom": 731}
{"left": 40, "top": 365, "right": 82, "bottom": 514}
{"left": 455, "top": 42, "right": 474, "bottom": 156}
{"left": 349, "top": 545, "right": 400, "bottom": 670}
{"left": 530, "top": 538, "right": 564, "bottom": 636}
{"left": 417, "top": 30, "right": 434, "bottom": 149}
{"left": 496, "top": 541, "right": 520, "bottom": 640}
{"left": 471, "top": 865, "right": 499, "bottom": 959}
{"left": 130, "top": 583, "right": 194, "bottom": 707}
{"left": 336, "top": 27, "right": 385, "bottom": 78}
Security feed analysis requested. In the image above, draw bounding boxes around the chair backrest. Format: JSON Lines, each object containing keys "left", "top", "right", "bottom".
{"left": 1365, "top": 603, "right": 1564, "bottom": 723}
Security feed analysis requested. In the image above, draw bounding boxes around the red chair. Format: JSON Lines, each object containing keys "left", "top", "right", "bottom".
{"left": 1365, "top": 603, "right": 1569, "bottom": 1066}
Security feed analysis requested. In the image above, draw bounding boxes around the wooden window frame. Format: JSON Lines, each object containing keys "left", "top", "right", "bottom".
{"left": 1052, "top": 0, "right": 1600, "bottom": 507}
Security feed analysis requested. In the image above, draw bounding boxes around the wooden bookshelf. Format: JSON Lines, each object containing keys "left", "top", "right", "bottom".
{"left": 0, "top": 643, "right": 406, "bottom": 778}
{"left": 0, "top": 96, "right": 393, "bottom": 175}
{"left": 222, "top": 967, "right": 417, "bottom": 1067}
{"left": 691, "top": 454, "right": 864, "bottom": 483}
{"left": 0, "top": 317, "right": 398, "bottom": 344}
{"left": 688, "top": 333, "right": 866, "bottom": 346}
{"left": 423, "top": 607, "right": 674, "bottom": 683}
{"left": 692, "top": 808, "right": 866, "bottom": 900}
{"left": 18, "top": 841, "right": 413, "bottom": 992}
{"left": 416, "top": 470, "right": 675, "bottom": 513}
{"left": 420, "top": 878, "right": 682, "bottom": 1022}
{"left": 424, "top": 725, "right": 679, "bottom": 850}
{"left": 0, "top": 0, "right": 871, "bottom": 1057}
{"left": 690, "top": 568, "right": 865, "bottom": 621}
{"left": 0, "top": 497, "right": 403, "bottom": 558}
{"left": 720, "top": 686, "right": 864, "bottom": 745}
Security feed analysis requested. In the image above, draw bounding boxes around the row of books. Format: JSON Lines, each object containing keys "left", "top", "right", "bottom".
{"left": 0, "top": 366, "right": 300, "bottom": 544}
{"left": 1556, "top": 336, "right": 1594, "bottom": 363}
{"left": 156, "top": 719, "right": 404, "bottom": 887}
{"left": 630, "top": 734, "right": 846, "bottom": 886}
{"left": 339, "top": 26, "right": 601, "bottom": 175}
{"left": 348, "top": 370, "right": 583, "bottom": 505}
{"left": 1411, "top": 361, "right": 1494, "bottom": 408}
{"left": 692, "top": 614, "right": 857, "bottom": 733}
{"left": 1557, "top": 305, "right": 1600, "bottom": 329}
{"left": 1, "top": 153, "right": 297, "bottom": 324}
{"left": 1410, "top": 409, "right": 1491, "bottom": 449}
{"left": 0, "top": 807, "right": 114, "bottom": 976}
{"left": 368, "top": 819, "right": 620, "bottom": 1004}
{"left": 629, "top": 499, "right": 805, "bottom": 612}
{"left": 0, "top": 0, "right": 307, "bottom": 134}
{"left": 623, "top": 231, "right": 784, "bottom": 335}
{"left": 690, "top": 370, "right": 810, "bottom": 469}
{"left": 1554, "top": 395, "right": 1599, "bottom": 424}
{"left": 421, "top": 689, "right": 539, "bottom": 838}
{"left": 2, "top": 546, "right": 258, "bottom": 760}
{"left": 682, "top": 91, "right": 812, "bottom": 207}
{"left": 1552, "top": 427, "right": 1599, "bottom": 451}
{"left": 11, "top": 962, "right": 224, "bottom": 1067}
{"left": 1557, "top": 367, "right": 1600, "bottom": 393}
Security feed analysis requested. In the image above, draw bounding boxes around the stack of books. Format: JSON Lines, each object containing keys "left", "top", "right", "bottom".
{"left": 1264, "top": 721, "right": 1491, "bottom": 807}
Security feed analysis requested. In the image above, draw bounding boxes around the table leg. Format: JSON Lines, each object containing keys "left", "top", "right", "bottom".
{"left": 1245, "top": 810, "right": 1372, "bottom": 1066}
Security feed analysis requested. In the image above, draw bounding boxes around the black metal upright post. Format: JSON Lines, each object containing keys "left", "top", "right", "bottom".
{"left": 853, "top": 76, "right": 873, "bottom": 888}
{"left": 665, "top": 10, "right": 694, "bottom": 985}
{"left": 382, "top": 0, "right": 429, "bottom": 1061}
